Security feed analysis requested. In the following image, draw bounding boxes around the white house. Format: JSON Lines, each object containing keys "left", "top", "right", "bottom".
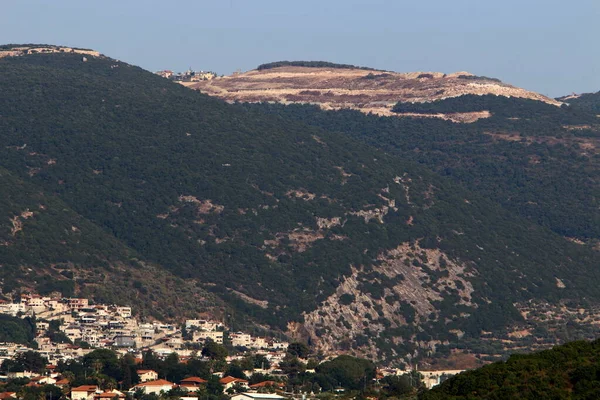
{"left": 231, "top": 332, "right": 252, "bottom": 348}
{"left": 219, "top": 376, "right": 248, "bottom": 391}
{"left": 137, "top": 369, "right": 159, "bottom": 382}
{"left": 116, "top": 307, "right": 132, "bottom": 318}
{"left": 193, "top": 331, "right": 223, "bottom": 344}
{"left": 131, "top": 379, "right": 175, "bottom": 395}
{"left": 179, "top": 376, "right": 207, "bottom": 391}
{"left": 71, "top": 385, "right": 100, "bottom": 400}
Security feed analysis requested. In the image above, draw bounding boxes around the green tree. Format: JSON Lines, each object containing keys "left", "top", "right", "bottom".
{"left": 287, "top": 342, "right": 310, "bottom": 358}
{"left": 315, "top": 355, "right": 376, "bottom": 390}
{"left": 201, "top": 341, "right": 228, "bottom": 361}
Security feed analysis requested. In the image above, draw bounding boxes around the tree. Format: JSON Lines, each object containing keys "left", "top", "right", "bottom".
{"left": 279, "top": 354, "right": 306, "bottom": 378}
{"left": 248, "top": 373, "right": 275, "bottom": 385}
{"left": 253, "top": 354, "right": 271, "bottom": 370}
{"left": 315, "top": 355, "right": 376, "bottom": 390}
{"left": 381, "top": 375, "right": 415, "bottom": 397}
{"left": 306, "top": 359, "right": 319, "bottom": 369}
{"left": 201, "top": 341, "right": 228, "bottom": 361}
{"left": 206, "top": 375, "right": 224, "bottom": 396}
{"left": 287, "top": 342, "right": 310, "bottom": 358}
{"left": 224, "top": 363, "right": 247, "bottom": 380}
{"left": 141, "top": 350, "right": 162, "bottom": 374}
{"left": 2, "top": 351, "right": 47, "bottom": 373}
{"left": 83, "top": 349, "right": 120, "bottom": 380}
{"left": 120, "top": 354, "right": 139, "bottom": 389}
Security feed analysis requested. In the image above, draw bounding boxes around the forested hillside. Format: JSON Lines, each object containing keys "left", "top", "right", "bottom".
{"left": 0, "top": 167, "right": 220, "bottom": 320}
{"left": 1, "top": 50, "right": 599, "bottom": 363}
{"left": 559, "top": 90, "right": 600, "bottom": 114}
{"left": 421, "top": 339, "right": 600, "bottom": 399}
{"left": 249, "top": 101, "right": 600, "bottom": 241}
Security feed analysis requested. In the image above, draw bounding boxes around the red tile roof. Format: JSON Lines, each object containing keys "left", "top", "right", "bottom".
{"left": 249, "top": 381, "right": 284, "bottom": 388}
{"left": 219, "top": 376, "right": 248, "bottom": 385}
{"left": 180, "top": 377, "right": 207, "bottom": 384}
{"left": 134, "top": 379, "right": 174, "bottom": 388}
{"left": 94, "top": 393, "right": 125, "bottom": 399}
{"left": 72, "top": 385, "right": 99, "bottom": 392}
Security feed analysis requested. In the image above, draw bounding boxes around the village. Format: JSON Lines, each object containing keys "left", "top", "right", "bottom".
{"left": 155, "top": 69, "right": 217, "bottom": 82}
{"left": 0, "top": 294, "right": 288, "bottom": 359}
{"left": 0, "top": 295, "right": 461, "bottom": 399}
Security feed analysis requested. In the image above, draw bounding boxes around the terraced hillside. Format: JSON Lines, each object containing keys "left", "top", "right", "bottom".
{"left": 191, "top": 61, "right": 561, "bottom": 121}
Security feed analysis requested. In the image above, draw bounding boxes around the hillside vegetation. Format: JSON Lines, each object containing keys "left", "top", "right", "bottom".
{"left": 1, "top": 51, "right": 600, "bottom": 362}
{"left": 249, "top": 100, "right": 600, "bottom": 240}
{"left": 0, "top": 315, "right": 36, "bottom": 345}
{"left": 560, "top": 91, "right": 600, "bottom": 114}
{"left": 421, "top": 339, "right": 600, "bottom": 399}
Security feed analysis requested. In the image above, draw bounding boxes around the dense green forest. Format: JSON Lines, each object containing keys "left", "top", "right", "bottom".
{"left": 0, "top": 315, "right": 36, "bottom": 345}
{"left": 1, "top": 51, "right": 600, "bottom": 360}
{"left": 559, "top": 91, "right": 600, "bottom": 114}
{"left": 0, "top": 167, "right": 219, "bottom": 321}
{"left": 421, "top": 339, "right": 600, "bottom": 399}
{"left": 248, "top": 101, "right": 600, "bottom": 240}
{"left": 392, "top": 94, "right": 595, "bottom": 123}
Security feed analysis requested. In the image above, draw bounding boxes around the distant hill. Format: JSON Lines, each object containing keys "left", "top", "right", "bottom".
{"left": 257, "top": 60, "right": 379, "bottom": 71}
{"left": 420, "top": 339, "right": 600, "bottom": 399}
{"left": 191, "top": 64, "right": 561, "bottom": 121}
{"left": 558, "top": 90, "right": 600, "bottom": 114}
{"left": 1, "top": 49, "right": 600, "bottom": 365}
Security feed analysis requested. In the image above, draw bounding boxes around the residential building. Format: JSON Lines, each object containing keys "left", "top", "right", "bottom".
{"left": 93, "top": 390, "right": 125, "bottom": 400}
{"left": 114, "top": 335, "right": 135, "bottom": 348}
{"left": 137, "top": 370, "right": 158, "bottom": 382}
{"left": 131, "top": 379, "right": 175, "bottom": 395}
{"left": 179, "top": 377, "right": 207, "bottom": 391}
{"left": 68, "top": 298, "right": 89, "bottom": 310}
{"left": 219, "top": 376, "right": 248, "bottom": 391}
{"left": 193, "top": 331, "right": 223, "bottom": 344}
{"left": 71, "top": 385, "right": 100, "bottom": 400}
{"left": 231, "top": 333, "right": 252, "bottom": 348}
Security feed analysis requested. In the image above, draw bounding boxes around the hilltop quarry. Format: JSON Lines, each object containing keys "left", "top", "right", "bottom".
{"left": 0, "top": 44, "right": 100, "bottom": 58}
{"left": 190, "top": 61, "right": 561, "bottom": 121}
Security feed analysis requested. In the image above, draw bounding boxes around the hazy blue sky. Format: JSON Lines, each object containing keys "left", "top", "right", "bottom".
{"left": 2, "top": 0, "right": 598, "bottom": 96}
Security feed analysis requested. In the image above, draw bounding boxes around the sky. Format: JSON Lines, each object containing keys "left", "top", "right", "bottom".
{"left": 1, "top": 0, "right": 598, "bottom": 97}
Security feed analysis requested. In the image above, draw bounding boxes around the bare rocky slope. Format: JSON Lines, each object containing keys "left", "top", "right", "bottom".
{"left": 191, "top": 63, "right": 560, "bottom": 121}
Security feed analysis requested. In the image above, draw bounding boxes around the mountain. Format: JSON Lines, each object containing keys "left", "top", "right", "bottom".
{"left": 192, "top": 64, "right": 600, "bottom": 245}
{"left": 1, "top": 48, "right": 600, "bottom": 365}
{"left": 0, "top": 166, "right": 221, "bottom": 321}
{"left": 191, "top": 62, "right": 560, "bottom": 122}
{"left": 420, "top": 339, "right": 600, "bottom": 399}
{"left": 558, "top": 90, "right": 600, "bottom": 114}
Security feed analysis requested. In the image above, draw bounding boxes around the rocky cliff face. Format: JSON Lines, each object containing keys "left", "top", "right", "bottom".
{"left": 301, "top": 242, "right": 476, "bottom": 360}
{"left": 190, "top": 66, "right": 561, "bottom": 119}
